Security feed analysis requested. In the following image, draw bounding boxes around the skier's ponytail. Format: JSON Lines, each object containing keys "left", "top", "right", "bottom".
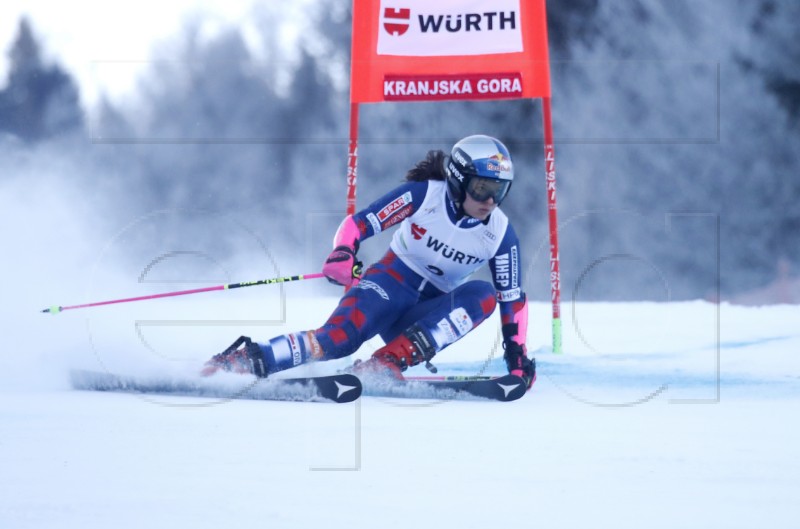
{"left": 405, "top": 150, "right": 447, "bottom": 182}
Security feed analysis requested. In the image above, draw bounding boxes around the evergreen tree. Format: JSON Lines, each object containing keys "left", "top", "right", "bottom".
{"left": 0, "top": 18, "right": 83, "bottom": 141}
{"left": 744, "top": 0, "right": 800, "bottom": 122}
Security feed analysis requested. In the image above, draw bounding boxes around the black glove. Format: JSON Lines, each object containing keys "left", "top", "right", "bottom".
{"left": 503, "top": 340, "right": 536, "bottom": 390}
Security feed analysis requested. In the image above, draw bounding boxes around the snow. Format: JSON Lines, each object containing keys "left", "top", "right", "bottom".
{"left": 2, "top": 1, "right": 798, "bottom": 525}
{"left": 1, "top": 296, "right": 799, "bottom": 529}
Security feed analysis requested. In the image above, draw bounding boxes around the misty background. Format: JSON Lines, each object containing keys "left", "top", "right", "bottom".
{"left": 1, "top": 0, "right": 798, "bottom": 310}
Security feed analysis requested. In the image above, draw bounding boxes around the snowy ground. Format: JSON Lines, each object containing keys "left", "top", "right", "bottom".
{"left": 1, "top": 295, "right": 798, "bottom": 529}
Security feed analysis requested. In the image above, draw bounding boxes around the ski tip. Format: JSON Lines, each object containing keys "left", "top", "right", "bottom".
{"left": 495, "top": 374, "right": 528, "bottom": 402}
{"left": 332, "top": 375, "right": 363, "bottom": 403}
{"left": 42, "top": 306, "right": 62, "bottom": 314}
{"left": 313, "top": 374, "right": 362, "bottom": 403}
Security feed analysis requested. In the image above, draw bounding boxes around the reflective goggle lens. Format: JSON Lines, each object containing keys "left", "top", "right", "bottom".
{"left": 466, "top": 177, "right": 510, "bottom": 203}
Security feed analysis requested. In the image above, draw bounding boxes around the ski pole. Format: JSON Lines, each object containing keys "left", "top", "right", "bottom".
{"left": 404, "top": 375, "right": 495, "bottom": 382}
{"left": 41, "top": 272, "right": 326, "bottom": 314}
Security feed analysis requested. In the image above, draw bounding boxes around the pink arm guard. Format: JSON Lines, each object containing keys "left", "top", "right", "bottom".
{"left": 510, "top": 300, "right": 528, "bottom": 348}
{"left": 332, "top": 215, "right": 360, "bottom": 250}
{"left": 501, "top": 296, "right": 528, "bottom": 349}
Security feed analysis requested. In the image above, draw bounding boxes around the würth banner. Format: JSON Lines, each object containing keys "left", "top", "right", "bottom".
{"left": 350, "top": 0, "right": 552, "bottom": 103}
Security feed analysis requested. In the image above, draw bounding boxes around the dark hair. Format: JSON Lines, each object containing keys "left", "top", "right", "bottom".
{"left": 405, "top": 150, "right": 447, "bottom": 182}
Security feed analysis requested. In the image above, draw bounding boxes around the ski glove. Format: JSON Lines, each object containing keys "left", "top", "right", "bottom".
{"left": 323, "top": 245, "right": 363, "bottom": 287}
{"left": 323, "top": 215, "right": 363, "bottom": 288}
{"left": 504, "top": 340, "right": 536, "bottom": 390}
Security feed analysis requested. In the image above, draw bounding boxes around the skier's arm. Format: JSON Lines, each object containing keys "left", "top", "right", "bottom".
{"left": 490, "top": 224, "right": 535, "bottom": 388}
{"left": 322, "top": 216, "right": 363, "bottom": 287}
{"left": 322, "top": 181, "right": 428, "bottom": 286}
{"left": 352, "top": 180, "right": 428, "bottom": 238}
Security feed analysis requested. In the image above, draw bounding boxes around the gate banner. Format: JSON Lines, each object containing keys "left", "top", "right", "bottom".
{"left": 350, "top": 0, "right": 552, "bottom": 103}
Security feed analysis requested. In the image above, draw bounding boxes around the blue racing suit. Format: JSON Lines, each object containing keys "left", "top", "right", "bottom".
{"left": 260, "top": 179, "right": 527, "bottom": 372}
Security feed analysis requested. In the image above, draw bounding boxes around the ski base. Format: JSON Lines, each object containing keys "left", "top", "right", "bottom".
{"left": 70, "top": 370, "right": 362, "bottom": 404}
{"left": 364, "top": 373, "right": 528, "bottom": 402}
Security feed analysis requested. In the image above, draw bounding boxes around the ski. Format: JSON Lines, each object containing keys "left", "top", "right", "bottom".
{"left": 363, "top": 373, "right": 528, "bottom": 402}
{"left": 414, "top": 374, "right": 528, "bottom": 401}
{"left": 70, "top": 370, "right": 362, "bottom": 404}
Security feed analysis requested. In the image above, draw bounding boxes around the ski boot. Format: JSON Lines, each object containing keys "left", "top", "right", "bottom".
{"left": 352, "top": 325, "right": 437, "bottom": 380}
{"left": 201, "top": 336, "right": 268, "bottom": 377}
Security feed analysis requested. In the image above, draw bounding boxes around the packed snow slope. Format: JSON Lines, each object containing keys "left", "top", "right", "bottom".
{"left": 1, "top": 296, "right": 798, "bottom": 529}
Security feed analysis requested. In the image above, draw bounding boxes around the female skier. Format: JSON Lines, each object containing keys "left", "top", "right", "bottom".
{"left": 203, "top": 134, "right": 535, "bottom": 388}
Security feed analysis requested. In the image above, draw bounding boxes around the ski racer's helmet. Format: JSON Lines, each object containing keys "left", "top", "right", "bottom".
{"left": 444, "top": 135, "right": 514, "bottom": 209}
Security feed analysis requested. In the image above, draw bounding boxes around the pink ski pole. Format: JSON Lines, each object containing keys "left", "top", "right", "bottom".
{"left": 41, "top": 272, "right": 326, "bottom": 314}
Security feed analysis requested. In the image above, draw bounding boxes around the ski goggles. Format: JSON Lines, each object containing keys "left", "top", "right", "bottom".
{"left": 466, "top": 176, "right": 511, "bottom": 204}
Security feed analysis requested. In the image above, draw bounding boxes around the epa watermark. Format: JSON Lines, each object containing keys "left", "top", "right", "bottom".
{"left": 531, "top": 210, "right": 721, "bottom": 408}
